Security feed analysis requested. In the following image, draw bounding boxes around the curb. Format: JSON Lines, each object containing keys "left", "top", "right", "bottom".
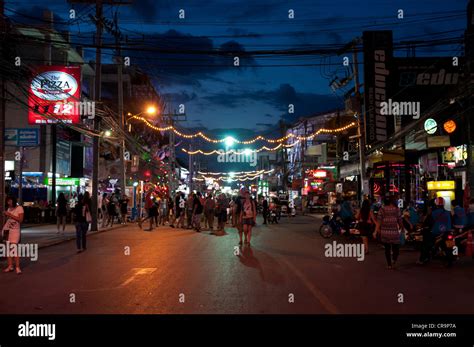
{"left": 34, "top": 224, "right": 129, "bottom": 250}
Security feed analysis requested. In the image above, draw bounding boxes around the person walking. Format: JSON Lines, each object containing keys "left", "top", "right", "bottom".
{"left": 235, "top": 189, "right": 245, "bottom": 243}
{"left": 375, "top": 196, "right": 403, "bottom": 269}
{"left": 119, "top": 194, "right": 129, "bottom": 224}
{"left": 216, "top": 193, "right": 228, "bottom": 232}
{"left": 2, "top": 196, "right": 24, "bottom": 274}
{"left": 138, "top": 187, "right": 156, "bottom": 231}
{"left": 101, "top": 193, "right": 109, "bottom": 228}
{"left": 186, "top": 194, "right": 194, "bottom": 229}
{"left": 159, "top": 195, "right": 168, "bottom": 226}
{"left": 262, "top": 196, "right": 269, "bottom": 225}
{"left": 192, "top": 192, "right": 204, "bottom": 232}
{"left": 356, "top": 199, "right": 376, "bottom": 254}
{"left": 178, "top": 193, "right": 186, "bottom": 228}
{"left": 240, "top": 190, "right": 257, "bottom": 246}
{"left": 74, "top": 194, "right": 87, "bottom": 253}
{"left": 204, "top": 194, "right": 216, "bottom": 231}
{"left": 56, "top": 192, "right": 68, "bottom": 234}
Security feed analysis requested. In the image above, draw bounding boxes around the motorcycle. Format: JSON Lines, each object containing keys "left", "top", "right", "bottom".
{"left": 319, "top": 213, "right": 358, "bottom": 238}
{"left": 268, "top": 209, "right": 278, "bottom": 224}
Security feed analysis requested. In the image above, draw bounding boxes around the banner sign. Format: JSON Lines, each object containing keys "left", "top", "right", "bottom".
{"left": 363, "top": 30, "right": 394, "bottom": 145}
{"left": 4, "top": 128, "right": 40, "bottom": 146}
{"left": 28, "top": 66, "right": 81, "bottom": 124}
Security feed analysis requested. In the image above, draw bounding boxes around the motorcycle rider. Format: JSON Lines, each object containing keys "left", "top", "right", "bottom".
{"left": 418, "top": 197, "right": 451, "bottom": 265}
{"left": 451, "top": 199, "right": 468, "bottom": 255}
{"left": 339, "top": 196, "right": 354, "bottom": 235}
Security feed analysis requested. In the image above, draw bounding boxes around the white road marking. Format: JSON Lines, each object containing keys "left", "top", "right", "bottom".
{"left": 279, "top": 257, "right": 340, "bottom": 314}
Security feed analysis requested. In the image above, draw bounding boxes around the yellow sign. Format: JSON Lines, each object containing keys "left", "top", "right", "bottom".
{"left": 427, "top": 181, "right": 455, "bottom": 190}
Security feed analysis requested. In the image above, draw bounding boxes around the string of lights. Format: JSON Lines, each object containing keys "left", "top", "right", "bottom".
{"left": 197, "top": 169, "right": 274, "bottom": 176}
{"left": 194, "top": 175, "right": 261, "bottom": 182}
{"left": 181, "top": 142, "right": 297, "bottom": 155}
{"left": 130, "top": 115, "right": 357, "bottom": 144}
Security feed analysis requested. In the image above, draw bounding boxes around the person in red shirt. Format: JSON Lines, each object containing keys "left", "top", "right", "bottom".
{"left": 139, "top": 187, "right": 157, "bottom": 231}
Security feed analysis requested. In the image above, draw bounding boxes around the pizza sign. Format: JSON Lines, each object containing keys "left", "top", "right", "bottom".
{"left": 28, "top": 66, "right": 81, "bottom": 124}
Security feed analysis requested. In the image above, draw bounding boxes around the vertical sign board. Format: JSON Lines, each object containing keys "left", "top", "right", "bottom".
{"left": 28, "top": 66, "right": 81, "bottom": 124}
{"left": 363, "top": 31, "right": 394, "bottom": 146}
{"left": 56, "top": 140, "right": 71, "bottom": 176}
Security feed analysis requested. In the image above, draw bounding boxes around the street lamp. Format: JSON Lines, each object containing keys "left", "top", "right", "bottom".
{"left": 126, "top": 105, "right": 159, "bottom": 132}
{"left": 225, "top": 136, "right": 235, "bottom": 147}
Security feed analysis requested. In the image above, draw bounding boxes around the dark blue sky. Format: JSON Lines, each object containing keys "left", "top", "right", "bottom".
{"left": 6, "top": 0, "right": 467, "bottom": 134}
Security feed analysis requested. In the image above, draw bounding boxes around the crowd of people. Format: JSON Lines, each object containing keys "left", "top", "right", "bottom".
{"left": 333, "top": 195, "right": 474, "bottom": 269}
{"left": 137, "top": 187, "right": 259, "bottom": 246}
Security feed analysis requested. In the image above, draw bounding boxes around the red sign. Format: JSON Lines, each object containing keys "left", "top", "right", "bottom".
{"left": 28, "top": 66, "right": 81, "bottom": 124}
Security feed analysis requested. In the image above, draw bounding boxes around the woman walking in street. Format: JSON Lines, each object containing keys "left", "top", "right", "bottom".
{"left": 56, "top": 192, "right": 68, "bottom": 234}
{"left": 356, "top": 199, "right": 376, "bottom": 255}
{"left": 2, "top": 196, "right": 24, "bottom": 274}
{"left": 375, "top": 196, "right": 403, "bottom": 269}
{"left": 240, "top": 190, "right": 257, "bottom": 246}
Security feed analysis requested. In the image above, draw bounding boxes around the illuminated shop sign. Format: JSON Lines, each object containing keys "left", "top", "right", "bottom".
{"left": 424, "top": 118, "right": 437, "bottom": 134}
{"left": 442, "top": 145, "right": 467, "bottom": 167}
{"left": 28, "top": 66, "right": 81, "bottom": 124}
{"left": 427, "top": 181, "right": 455, "bottom": 190}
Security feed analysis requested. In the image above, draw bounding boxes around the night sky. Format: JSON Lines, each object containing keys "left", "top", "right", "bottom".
{"left": 6, "top": 0, "right": 466, "bottom": 134}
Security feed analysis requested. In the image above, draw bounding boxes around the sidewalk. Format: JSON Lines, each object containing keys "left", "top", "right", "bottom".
{"left": 20, "top": 222, "right": 129, "bottom": 249}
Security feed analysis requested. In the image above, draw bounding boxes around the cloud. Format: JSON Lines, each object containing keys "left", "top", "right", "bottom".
{"left": 161, "top": 91, "right": 198, "bottom": 104}
{"left": 225, "top": 28, "right": 261, "bottom": 38}
{"left": 10, "top": 6, "right": 68, "bottom": 31}
{"left": 122, "top": 30, "right": 256, "bottom": 87}
{"left": 197, "top": 83, "right": 342, "bottom": 125}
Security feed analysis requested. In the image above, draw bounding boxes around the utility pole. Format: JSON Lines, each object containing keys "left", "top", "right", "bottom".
{"left": 69, "top": 0, "right": 131, "bottom": 233}
{"left": 112, "top": 10, "right": 126, "bottom": 196}
{"left": 188, "top": 142, "right": 193, "bottom": 193}
{"left": 18, "top": 147, "right": 24, "bottom": 204}
{"left": 51, "top": 125, "right": 57, "bottom": 205}
{"left": 91, "top": 0, "right": 103, "bottom": 231}
{"left": 353, "top": 42, "right": 367, "bottom": 200}
{"left": 168, "top": 114, "right": 175, "bottom": 195}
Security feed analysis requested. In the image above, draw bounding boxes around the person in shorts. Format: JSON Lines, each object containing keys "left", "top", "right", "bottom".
{"left": 240, "top": 190, "right": 257, "bottom": 246}
{"left": 2, "top": 196, "right": 24, "bottom": 274}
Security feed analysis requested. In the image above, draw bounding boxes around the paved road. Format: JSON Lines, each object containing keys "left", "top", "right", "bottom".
{"left": 1, "top": 215, "right": 473, "bottom": 314}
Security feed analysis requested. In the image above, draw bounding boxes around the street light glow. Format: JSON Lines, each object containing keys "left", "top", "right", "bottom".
{"left": 104, "top": 130, "right": 112, "bottom": 137}
{"left": 146, "top": 106, "right": 157, "bottom": 115}
{"left": 225, "top": 136, "right": 235, "bottom": 147}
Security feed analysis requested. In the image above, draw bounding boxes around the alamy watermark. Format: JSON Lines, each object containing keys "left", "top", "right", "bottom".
{"left": 324, "top": 241, "right": 365, "bottom": 261}
{"left": 380, "top": 98, "right": 420, "bottom": 119}
{"left": 217, "top": 150, "right": 257, "bottom": 166}
{"left": 0, "top": 242, "right": 38, "bottom": 261}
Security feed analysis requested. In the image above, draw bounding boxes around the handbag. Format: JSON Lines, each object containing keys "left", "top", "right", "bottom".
{"left": 84, "top": 206, "right": 92, "bottom": 223}
{"left": 1, "top": 229, "right": 9, "bottom": 243}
